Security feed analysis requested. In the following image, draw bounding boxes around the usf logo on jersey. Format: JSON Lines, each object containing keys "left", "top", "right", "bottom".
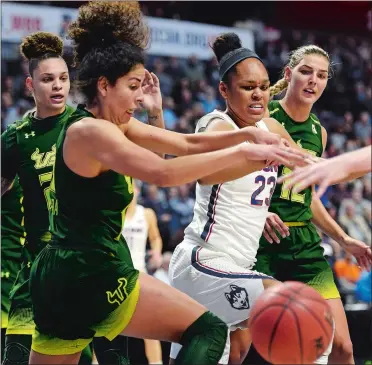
{"left": 225, "top": 285, "right": 250, "bottom": 310}
{"left": 312, "top": 124, "right": 318, "bottom": 134}
{"left": 106, "top": 278, "right": 129, "bottom": 306}
{"left": 31, "top": 144, "right": 56, "bottom": 169}
{"left": 25, "top": 131, "right": 35, "bottom": 138}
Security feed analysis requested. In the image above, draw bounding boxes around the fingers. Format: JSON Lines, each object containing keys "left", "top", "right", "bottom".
{"left": 151, "top": 72, "right": 160, "bottom": 87}
{"left": 272, "top": 215, "right": 290, "bottom": 238}
{"left": 264, "top": 221, "right": 280, "bottom": 244}
{"left": 263, "top": 228, "right": 274, "bottom": 244}
{"left": 280, "top": 138, "right": 290, "bottom": 148}
{"left": 143, "top": 69, "right": 151, "bottom": 85}
{"left": 313, "top": 179, "right": 330, "bottom": 198}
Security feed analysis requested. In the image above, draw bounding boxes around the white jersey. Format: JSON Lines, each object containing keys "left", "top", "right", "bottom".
{"left": 184, "top": 110, "right": 278, "bottom": 268}
{"left": 122, "top": 205, "right": 148, "bottom": 272}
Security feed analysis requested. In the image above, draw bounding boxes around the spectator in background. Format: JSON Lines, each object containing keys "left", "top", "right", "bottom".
{"left": 339, "top": 188, "right": 371, "bottom": 222}
{"left": 162, "top": 97, "right": 178, "bottom": 130}
{"left": 184, "top": 54, "right": 205, "bottom": 84}
{"left": 165, "top": 56, "right": 186, "bottom": 82}
{"left": 200, "top": 86, "right": 220, "bottom": 114}
{"left": 354, "top": 111, "right": 371, "bottom": 143}
{"left": 142, "top": 184, "right": 172, "bottom": 251}
{"left": 152, "top": 57, "right": 174, "bottom": 97}
{"left": 339, "top": 201, "right": 371, "bottom": 245}
{"left": 334, "top": 252, "right": 362, "bottom": 286}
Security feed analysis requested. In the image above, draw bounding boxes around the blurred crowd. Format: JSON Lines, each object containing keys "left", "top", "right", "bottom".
{"left": 2, "top": 24, "right": 371, "bottom": 305}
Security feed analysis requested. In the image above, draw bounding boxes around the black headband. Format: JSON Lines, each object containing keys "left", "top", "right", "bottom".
{"left": 219, "top": 48, "right": 263, "bottom": 80}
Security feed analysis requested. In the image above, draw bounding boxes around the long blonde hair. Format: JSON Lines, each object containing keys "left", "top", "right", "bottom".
{"left": 270, "top": 45, "right": 330, "bottom": 97}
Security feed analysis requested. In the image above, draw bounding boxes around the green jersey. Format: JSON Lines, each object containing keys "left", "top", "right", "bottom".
{"left": 1, "top": 106, "right": 75, "bottom": 247}
{"left": 50, "top": 105, "right": 134, "bottom": 254}
{"left": 268, "top": 100, "right": 323, "bottom": 222}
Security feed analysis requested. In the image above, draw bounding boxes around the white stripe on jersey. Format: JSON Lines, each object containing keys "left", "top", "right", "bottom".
{"left": 122, "top": 205, "right": 148, "bottom": 271}
{"left": 184, "top": 110, "right": 278, "bottom": 268}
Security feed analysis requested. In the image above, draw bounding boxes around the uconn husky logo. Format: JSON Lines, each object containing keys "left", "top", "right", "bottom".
{"left": 225, "top": 285, "right": 249, "bottom": 310}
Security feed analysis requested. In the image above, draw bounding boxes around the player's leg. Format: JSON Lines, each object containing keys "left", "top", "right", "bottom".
{"left": 4, "top": 246, "right": 35, "bottom": 365}
{"left": 144, "top": 339, "right": 163, "bottom": 364}
{"left": 121, "top": 272, "right": 228, "bottom": 364}
{"left": 29, "top": 349, "right": 82, "bottom": 364}
{"left": 326, "top": 298, "right": 354, "bottom": 364}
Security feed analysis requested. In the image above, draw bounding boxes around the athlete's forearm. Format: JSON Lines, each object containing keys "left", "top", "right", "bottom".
{"left": 331, "top": 146, "right": 371, "bottom": 184}
{"left": 147, "top": 108, "right": 165, "bottom": 158}
{"left": 185, "top": 126, "right": 258, "bottom": 155}
{"left": 159, "top": 144, "right": 248, "bottom": 187}
{"left": 149, "top": 237, "right": 162, "bottom": 253}
{"left": 310, "top": 194, "right": 348, "bottom": 243}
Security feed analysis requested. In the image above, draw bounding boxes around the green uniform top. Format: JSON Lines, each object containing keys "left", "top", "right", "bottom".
{"left": 49, "top": 105, "right": 134, "bottom": 254}
{"left": 1, "top": 176, "right": 26, "bottom": 259}
{"left": 268, "top": 100, "right": 323, "bottom": 222}
{"left": 1, "top": 105, "right": 75, "bottom": 247}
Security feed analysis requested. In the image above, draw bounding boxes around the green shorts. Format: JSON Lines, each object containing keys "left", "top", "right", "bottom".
{"left": 1, "top": 251, "right": 22, "bottom": 329}
{"left": 30, "top": 242, "right": 140, "bottom": 355}
{"left": 6, "top": 242, "right": 36, "bottom": 335}
{"left": 255, "top": 223, "right": 340, "bottom": 300}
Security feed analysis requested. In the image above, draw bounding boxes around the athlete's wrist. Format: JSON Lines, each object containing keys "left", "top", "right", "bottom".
{"left": 242, "top": 126, "right": 258, "bottom": 142}
{"left": 337, "top": 233, "right": 350, "bottom": 247}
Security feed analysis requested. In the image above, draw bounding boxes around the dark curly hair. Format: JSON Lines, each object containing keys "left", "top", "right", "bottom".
{"left": 20, "top": 31, "right": 64, "bottom": 76}
{"left": 68, "top": 1, "right": 149, "bottom": 105}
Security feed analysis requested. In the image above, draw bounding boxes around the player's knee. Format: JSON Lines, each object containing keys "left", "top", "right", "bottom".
{"left": 178, "top": 311, "right": 228, "bottom": 363}
{"left": 3, "top": 340, "right": 30, "bottom": 365}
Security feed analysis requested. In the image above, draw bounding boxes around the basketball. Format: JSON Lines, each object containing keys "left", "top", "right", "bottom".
{"left": 248, "top": 282, "right": 334, "bottom": 364}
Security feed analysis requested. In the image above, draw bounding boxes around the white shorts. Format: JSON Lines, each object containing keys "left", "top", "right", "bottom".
{"left": 168, "top": 239, "right": 275, "bottom": 364}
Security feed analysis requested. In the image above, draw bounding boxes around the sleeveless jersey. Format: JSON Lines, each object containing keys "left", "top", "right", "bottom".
{"left": 1, "top": 105, "right": 75, "bottom": 247}
{"left": 49, "top": 105, "right": 134, "bottom": 254}
{"left": 122, "top": 205, "right": 148, "bottom": 271}
{"left": 184, "top": 110, "right": 278, "bottom": 268}
{"left": 268, "top": 100, "right": 323, "bottom": 222}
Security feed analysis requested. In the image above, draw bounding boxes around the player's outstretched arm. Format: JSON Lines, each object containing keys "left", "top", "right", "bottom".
{"left": 278, "top": 146, "right": 372, "bottom": 197}
{"left": 126, "top": 116, "right": 284, "bottom": 157}
{"left": 63, "top": 117, "right": 308, "bottom": 187}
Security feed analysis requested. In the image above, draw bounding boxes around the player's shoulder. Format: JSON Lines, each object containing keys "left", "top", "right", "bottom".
{"left": 309, "top": 112, "right": 322, "bottom": 127}
{"left": 1, "top": 116, "right": 30, "bottom": 144}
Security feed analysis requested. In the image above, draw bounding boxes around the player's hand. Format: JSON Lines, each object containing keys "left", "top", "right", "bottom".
{"left": 243, "top": 144, "right": 309, "bottom": 168}
{"left": 340, "top": 236, "right": 372, "bottom": 271}
{"left": 140, "top": 70, "right": 162, "bottom": 114}
{"left": 147, "top": 249, "right": 163, "bottom": 270}
{"left": 263, "top": 213, "right": 290, "bottom": 244}
{"left": 278, "top": 159, "right": 347, "bottom": 198}
{"left": 248, "top": 128, "right": 282, "bottom": 146}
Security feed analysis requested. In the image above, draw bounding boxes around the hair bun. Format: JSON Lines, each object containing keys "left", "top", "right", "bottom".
{"left": 211, "top": 33, "right": 242, "bottom": 62}
{"left": 20, "top": 32, "right": 63, "bottom": 60}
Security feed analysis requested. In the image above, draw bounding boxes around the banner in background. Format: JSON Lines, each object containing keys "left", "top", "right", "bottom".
{"left": 2, "top": 2, "right": 254, "bottom": 59}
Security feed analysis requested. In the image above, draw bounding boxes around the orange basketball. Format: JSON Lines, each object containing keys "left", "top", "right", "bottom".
{"left": 248, "top": 281, "right": 333, "bottom": 364}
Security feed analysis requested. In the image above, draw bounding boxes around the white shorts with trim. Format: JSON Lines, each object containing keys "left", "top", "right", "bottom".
{"left": 168, "top": 239, "right": 275, "bottom": 364}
